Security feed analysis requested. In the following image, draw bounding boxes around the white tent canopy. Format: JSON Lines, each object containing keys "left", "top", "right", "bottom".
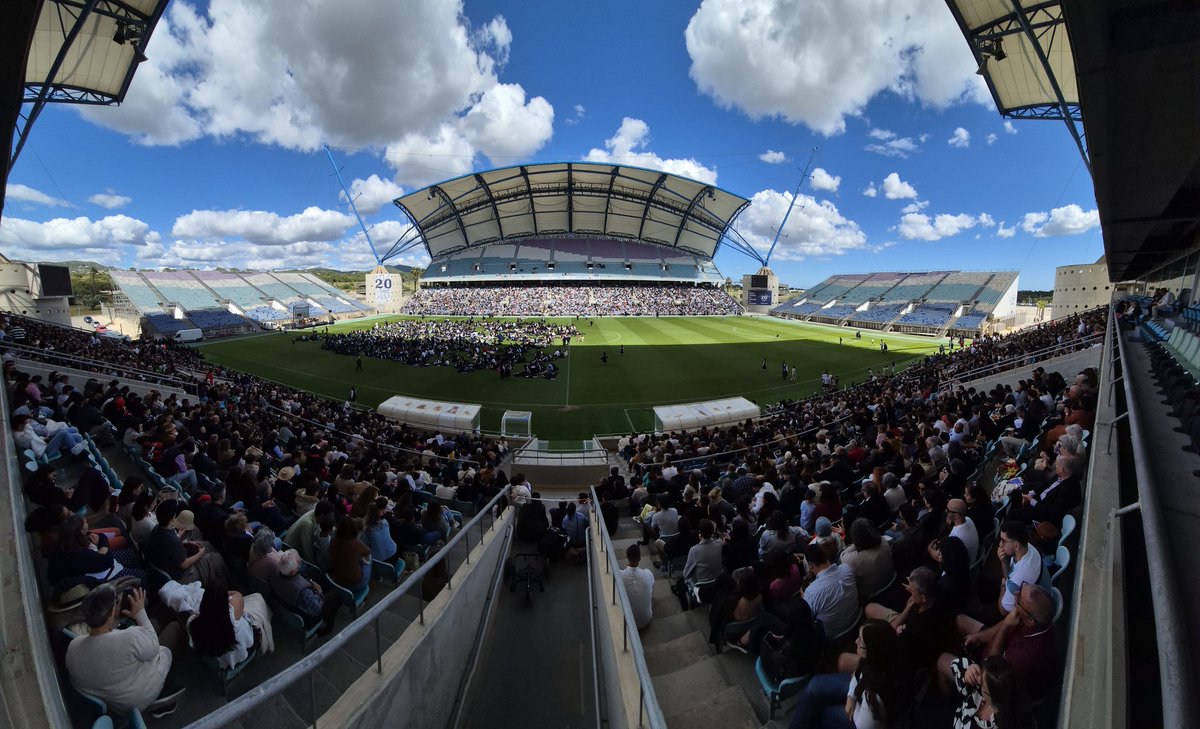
{"left": 377, "top": 396, "right": 481, "bottom": 435}
{"left": 394, "top": 162, "right": 749, "bottom": 260}
{"left": 653, "top": 397, "right": 760, "bottom": 433}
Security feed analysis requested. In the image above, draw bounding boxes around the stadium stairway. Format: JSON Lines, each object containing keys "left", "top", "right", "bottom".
{"left": 608, "top": 518, "right": 763, "bottom": 729}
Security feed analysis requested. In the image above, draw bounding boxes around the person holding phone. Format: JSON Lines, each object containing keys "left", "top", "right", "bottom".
{"left": 65, "top": 584, "right": 186, "bottom": 718}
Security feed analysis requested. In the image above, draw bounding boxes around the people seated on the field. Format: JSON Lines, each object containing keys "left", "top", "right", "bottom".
{"left": 404, "top": 282, "right": 741, "bottom": 317}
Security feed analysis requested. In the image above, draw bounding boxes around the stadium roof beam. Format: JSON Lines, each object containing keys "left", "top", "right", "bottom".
{"left": 10, "top": 0, "right": 167, "bottom": 169}
{"left": 394, "top": 162, "right": 750, "bottom": 261}
{"left": 944, "top": 0, "right": 1089, "bottom": 172}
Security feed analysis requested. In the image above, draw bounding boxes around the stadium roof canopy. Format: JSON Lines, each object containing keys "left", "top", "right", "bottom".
{"left": 393, "top": 162, "right": 751, "bottom": 260}
{"left": 944, "top": 0, "right": 1088, "bottom": 168}
{"left": 3, "top": 0, "right": 168, "bottom": 212}
{"left": 947, "top": 0, "right": 1200, "bottom": 282}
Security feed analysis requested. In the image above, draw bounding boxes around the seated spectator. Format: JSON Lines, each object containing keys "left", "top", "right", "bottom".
{"left": 516, "top": 495, "right": 550, "bottom": 544}
{"left": 561, "top": 501, "right": 589, "bottom": 548}
{"left": 269, "top": 549, "right": 343, "bottom": 636}
{"left": 185, "top": 578, "right": 273, "bottom": 670}
{"left": 247, "top": 528, "right": 281, "bottom": 581}
{"left": 799, "top": 542, "right": 859, "bottom": 641}
{"left": 682, "top": 519, "right": 724, "bottom": 597}
{"left": 759, "top": 510, "right": 807, "bottom": 560}
{"left": 765, "top": 550, "right": 805, "bottom": 602}
{"left": 146, "top": 501, "right": 225, "bottom": 587}
{"left": 788, "top": 619, "right": 909, "bottom": 729}
{"left": 808, "top": 516, "right": 845, "bottom": 560}
{"left": 928, "top": 536, "right": 971, "bottom": 615}
{"left": 621, "top": 544, "right": 654, "bottom": 630}
{"left": 840, "top": 519, "right": 895, "bottom": 601}
{"left": 963, "top": 483, "right": 994, "bottom": 545}
{"left": 329, "top": 515, "right": 372, "bottom": 591}
{"left": 223, "top": 513, "right": 255, "bottom": 563}
{"left": 946, "top": 498, "right": 980, "bottom": 564}
{"left": 48, "top": 514, "right": 143, "bottom": 589}
{"left": 655, "top": 515, "right": 697, "bottom": 572}
{"left": 363, "top": 499, "right": 399, "bottom": 563}
{"left": 65, "top": 585, "right": 185, "bottom": 718}
{"left": 995, "top": 521, "right": 1043, "bottom": 618}
{"left": 129, "top": 491, "right": 159, "bottom": 546}
{"left": 882, "top": 473, "right": 906, "bottom": 515}
{"left": 951, "top": 655, "right": 1036, "bottom": 729}
{"left": 860, "top": 567, "right": 950, "bottom": 673}
{"left": 719, "top": 566, "right": 763, "bottom": 652}
{"left": 286, "top": 499, "right": 332, "bottom": 564}
{"left": 419, "top": 503, "right": 452, "bottom": 547}
{"left": 721, "top": 517, "right": 758, "bottom": 574}
{"left": 938, "top": 584, "right": 1057, "bottom": 700}
{"left": 598, "top": 492, "right": 620, "bottom": 537}
{"left": 12, "top": 413, "right": 85, "bottom": 459}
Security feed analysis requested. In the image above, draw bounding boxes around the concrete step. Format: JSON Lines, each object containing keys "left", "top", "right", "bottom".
{"left": 641, "top": 610, "right": 702, "bottom": 647}
{"left": 238, "top": 692, "right": 308, "bottom": 729}
{"left": 643, "top": 631, "right": 713, "bottom": 676}
{"left": 664, "top": 684, "right": 760, "bottom": 729}
{"left": 653, "top": 657, "right": 730, "bottom": 718}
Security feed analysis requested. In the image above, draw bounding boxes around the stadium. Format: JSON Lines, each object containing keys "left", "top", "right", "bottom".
{"left": 0, "top": 3, "right": 1197, "bottom": 729}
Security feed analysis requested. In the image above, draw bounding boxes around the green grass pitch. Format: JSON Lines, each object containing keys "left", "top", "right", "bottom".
{"left": 196, "top": 316, "right": 944, "bottom": 439}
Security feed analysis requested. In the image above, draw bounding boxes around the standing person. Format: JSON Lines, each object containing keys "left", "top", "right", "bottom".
{"left": 348, "top": 386, "right": 357, "bottom": 404}
{"left": 355, "top": 356, "right": 363, "bottom": 372}
{"left": 601, "top": 352, "right": 608, "bottom": 365}
{"left": 761, "top": 357, "right": 768, "bottom": 370}
{"left": 619, "top": 344, "right": 625, "bottom": 355}
{"left": 782, "top": 361, "right": 789, "bottom": 380}
{"left": 790, "top": 366, "right": 797, "bottom": 383}
{"left": 622, "top": 544, "right": 654, "bottom": 630}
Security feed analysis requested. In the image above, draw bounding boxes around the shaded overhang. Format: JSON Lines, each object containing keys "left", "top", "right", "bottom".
{"left": 393, "top": 162, "right": 750, "bottom": 260}
{"left": 1062, "top": 0, "right": 1200, "bottom": 281}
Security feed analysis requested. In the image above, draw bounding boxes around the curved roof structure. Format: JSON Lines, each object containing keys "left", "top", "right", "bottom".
{"left": 393, "top": 162, "right": 750, "bottom": 260}
{"left": 945, "top": 0, "right": 1087, "bottom": 169}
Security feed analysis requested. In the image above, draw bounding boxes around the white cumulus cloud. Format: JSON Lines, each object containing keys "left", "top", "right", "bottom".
{"left": 809, "top": 167, "right": 841, "bottom": 192}
{"left": 986, "top": 133, "right": 997, "bottom": 145}
{"left": 78, "top": 0, "right": 554, "bottom": 183}
{"left": 684, "top": 0, "right": 989, "bottom": 136}
{"left": 882, "top": 172, "right": 918, "bottom": 200}
{"left": 863, "top": 183, "right": 878, "bottom": 198}
{"left": 759, "top": 150, "right": 788, "bottom": 164}
{"left": 1020, "top": 204, "right": 1099, "bottom": 237}
{"left": 7, "top": 184, "right": 68, "bottom": 207}
{"left": 1004, "top": 121, "right": 1017, "bottom": 134}
{"left": 996, "top": 221, "right": 1017, "bottom": 238}
{"left": 89, "top": 193, "right": 133, "bottom": 209}
{"left": 948, "top": 127, "right": 970, "bottom": 148}
{"left": 734, "top": 189, "right": 868, "bottom": 261}
{"left": 898, "top": 212, "right": 979, "bottom": 241}
{"left": 340, "top": 175, "right": 404, "bottom": 215}
{"left": 584, "top": 118, "right": 717, "bottom": 184}
{"left": 172, "top": 206, "right": 355, "bottom": 246}
{"left": 0, "top": 215, "right": 159, "bottom": 265}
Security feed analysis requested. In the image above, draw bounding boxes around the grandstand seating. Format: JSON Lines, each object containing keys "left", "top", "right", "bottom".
{"left": 187, "top": 308, "right": 252, "bottom": 330}
{"left": 976, "top": 271, "right": 1019, "bottom": 308}
{"left": 109, "top": 271, "right": 164, "bottom": 312}
{"left": 141, "top": 271, "right": 222, "bottom": 310}
{"left": 809, "top": 304, "right": 859, "bottom": 321}
{"left": 199, "top": 272, "right": 268, "bottom": 308}
{"left": 846, "top": 303, "right": 906, "bottom": 325}
{"left": 894, "top": 302, "right": 958, "bottom": 328}
{"left": 144, "top": 312, "right": 194, "bottom": 334}
{"left": 242, "top": 305, "right": 289, "bottom": 322}
{"left": 949, "top": 309, "right": 989, "bottom": 331}
{"left": 244, "top": 273, "right": 303, "bottom": 304}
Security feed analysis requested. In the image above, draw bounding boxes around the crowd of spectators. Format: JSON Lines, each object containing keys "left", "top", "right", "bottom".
{"left": 594, "top": 305, "right": 1105, "bottom": 728}
{"left": 3, "top": 312, "right": 517, "bottom": 719}
{"left": 321, "top": 318, "right": 579, "bottom": 377}
{"left": 405, "top": 283, "right": 742, "bottom": 317}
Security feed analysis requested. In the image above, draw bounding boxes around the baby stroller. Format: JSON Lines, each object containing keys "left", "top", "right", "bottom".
{"left": 509, "top": 552, "right": 547, "bottom": 604}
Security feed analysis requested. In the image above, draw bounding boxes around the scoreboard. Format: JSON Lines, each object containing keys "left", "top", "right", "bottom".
{"left": 366, "top": 271, "right": 404, "bottom": 309}
{"left": 747, "top": 290, "right": 773, "bottom": 306}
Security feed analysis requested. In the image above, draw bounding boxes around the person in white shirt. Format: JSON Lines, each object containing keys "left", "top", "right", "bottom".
{"left": 621, "top": 544, "right": 654, "bottom": 629}
{"left": 946, "top": 499, "right": 979, "bottom": 563}
{"left": 509, "top": 473, "right": 532, "bottom": 505}
{"left": 996, "top": 521, "right": 1043, "bottom": 616}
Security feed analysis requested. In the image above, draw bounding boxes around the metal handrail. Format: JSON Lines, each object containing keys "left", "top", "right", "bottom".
{"left": 945, "top": 332, "right": 1104, "bottom": 384}
{"left": 182, "top": 485, "right": 512, "bottom": 729}
{"left": 0, "top": 340, "right": 197, "bottom": 391}
{"left": 589, "top": 485, "right": 668, "bottom": 729}
{"left": 1110, "top": 309, "right": 1197, "bottom": 728}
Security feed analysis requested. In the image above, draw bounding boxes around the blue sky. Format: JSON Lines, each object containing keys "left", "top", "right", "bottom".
{"left": 1, "top": 0, "right": 1102, "bottom": 289}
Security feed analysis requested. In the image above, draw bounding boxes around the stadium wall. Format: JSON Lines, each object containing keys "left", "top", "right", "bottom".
{"left": 0, "top": 262, "right": 71, "bottom": 327}
{"left": 1051, "top": 256, "right": 1130, "bottom": 318}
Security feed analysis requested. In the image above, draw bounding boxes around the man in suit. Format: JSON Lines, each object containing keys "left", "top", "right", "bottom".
{"left": 1008, "top": 453, "right": 1083, "bottom": 529}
